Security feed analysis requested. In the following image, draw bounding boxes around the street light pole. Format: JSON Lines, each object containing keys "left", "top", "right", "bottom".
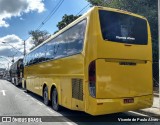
{"left": 24, "top": 40, "right": 26, "bottom": 56}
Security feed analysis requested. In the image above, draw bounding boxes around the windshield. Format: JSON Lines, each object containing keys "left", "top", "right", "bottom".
{"left": 99, "top": 10, "right": 148, "bottom": 45}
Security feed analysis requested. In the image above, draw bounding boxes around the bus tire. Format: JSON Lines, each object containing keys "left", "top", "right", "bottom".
{"left": 15, "top": 78, "right": 18, "bottom": 86}
{"left": 14, "top": 78, "right": 16, "bottom": 85}
{"left": 24, "top": 82, "right": 26, "bottom": 89}
{"left": 43, "top": 86, "right": 49, "bottom": 106}
{"left": 51, "top": 88, "right": 61, "bottom": 111}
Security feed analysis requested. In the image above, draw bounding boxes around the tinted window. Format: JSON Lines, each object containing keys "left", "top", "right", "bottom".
{"left": 54, "top": 34, "right": 67, "bottom": 59}
{"left": 99, "top": 10, "right": 148, "bottom": 45}
{"left": 67, "top": 20, "right": 86, "bottom": 55}
{"left": 46, "top": 40, "right": 55, "bottom": 60}
{"left": 24, "top": 44, "right": 46, "bottom": 66}
{"left": 38, "top": 45, "right": 46, "bottom": 62}
{"left": 26, "top": 54, "right": 30, "bottom": 66}
{"left": 24, "top": 19, "right": 87, "bottom": 66}
{"left": 30, "top": 52, "right": 34, "bottom": 65}
{"left": 32, "top": 49, "right": 39, "bottom": 64}
{"left": 45, "top": 19, "right": 86, "bottom": 60}
{"left": 27, "top": 54, "right": 31, "bottom": 65}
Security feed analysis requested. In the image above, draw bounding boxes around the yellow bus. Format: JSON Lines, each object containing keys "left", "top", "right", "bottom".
{"left": 23, "top": 6, "right": 153, "bottom": 115}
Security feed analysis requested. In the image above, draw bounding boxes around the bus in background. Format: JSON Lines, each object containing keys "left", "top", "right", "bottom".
{"left": 3, "top": 70, "right": 11, "bottom": 81}
{"left": 23, "top": 6, "right": 153, "bottom": 115}
{"left": 10, "top": 59, "right": 23, "bottom": 86}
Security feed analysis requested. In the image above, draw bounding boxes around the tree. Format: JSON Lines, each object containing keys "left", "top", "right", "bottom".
{"left": 86, "top": 0, "right": 113, "bottom": 6}
{"left": 56, "top": 14, "right": 81, "bottom": 31}
{"left": 87, "top": 0, "right": 158, "bottom": 62}
{"left": 29, "top": 30, "right": 49, "bottom": 46}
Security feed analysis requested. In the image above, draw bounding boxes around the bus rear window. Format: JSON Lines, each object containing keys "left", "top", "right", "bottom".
{"left": 99, "top": 10, "right": 148, "bottom": 45}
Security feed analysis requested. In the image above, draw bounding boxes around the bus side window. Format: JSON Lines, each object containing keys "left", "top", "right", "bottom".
{"left": 38, "top": 45, "right": 46, "bottom": 62}
{"left": 54, "top": 35, "right": 67, "bottom": 59}
{"left": 32, "top": 49, "right": 39, "bottom": 64}
{"left": 46, "top": 40, "right": 55, "bottom": 60}
{"left": 27, "top": 54, "right": 31, "bottom": 66}
{"left": 67, "top": 20, "right": 86, "bottom": 56}
{"left": 30, "top": 52, "right": 34, "bottom": 65}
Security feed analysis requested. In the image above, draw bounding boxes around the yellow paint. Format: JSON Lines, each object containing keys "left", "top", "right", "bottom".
{"left": 23, "top": 6, "right": 153, "bottom": 115}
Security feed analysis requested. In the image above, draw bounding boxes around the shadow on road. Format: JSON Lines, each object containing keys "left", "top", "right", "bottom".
{"left": 20, "top": 89, "right": 160, "bottom": 124}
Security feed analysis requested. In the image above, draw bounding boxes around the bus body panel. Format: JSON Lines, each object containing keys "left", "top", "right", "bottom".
{"left": 84, "top": 7, "right": 153, "bottom": 115}
{"left": 96, "top": 59, "right": 152, "bottom": 98}
{"left": 85, "top": 94, "right": 153, "bottom": 115}
{"left": 93, "top": 7, "right": 153, "bottom": 99}
{"left": 24, "top": 54, "right": 85, "bottom": 110}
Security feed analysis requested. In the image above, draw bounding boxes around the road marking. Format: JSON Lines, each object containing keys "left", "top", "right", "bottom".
{"left": 0, "top": 90, "right": 6, "bottom": 96}
{"left": 36, "top": 101, "right": 43, "bottom": 106}
{"left": 46, "top": 108, "right": 63, "bottom": 116}
{"left": 31, "top": 98, "right": 36, "bottom": 101}
{"left": 128, "top": 111, "right": 148, "bottom": 117}
{"left": 30, "top": 97, "right": 43, "bottom": 106}
{"left": 47, "top": 108, "right": 56, "bottom": 114}
{"left": 62, "top": 119, "right": 74, "bottom": 125}
{"left": 46, "top": 108, "right": 75, "bottom": 125}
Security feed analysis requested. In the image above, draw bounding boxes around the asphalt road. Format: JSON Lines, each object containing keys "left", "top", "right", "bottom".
{"left": 0, "top": 79, "right": 159, "bottom": 125}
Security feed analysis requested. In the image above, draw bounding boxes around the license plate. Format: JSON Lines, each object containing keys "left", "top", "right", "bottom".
{"left": 124, "top": 98, "right": 134, "bottom": 104}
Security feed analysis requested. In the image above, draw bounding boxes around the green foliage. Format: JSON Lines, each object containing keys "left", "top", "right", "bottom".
{"left": 87, "top": 0, "right": 158, "bottom": 62}
{"left": 56, "top": 14, "right": 81, "bottom": 31}
{"left": 29, "top": 30, "right": 49, "bottom": 46}
{"left": 86, "top": 0, "right": 106, "bottom": 5}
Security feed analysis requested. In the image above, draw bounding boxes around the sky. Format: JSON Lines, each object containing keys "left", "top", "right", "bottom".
{"left": 0, "top": 0, "right": 90, "bottom": 69}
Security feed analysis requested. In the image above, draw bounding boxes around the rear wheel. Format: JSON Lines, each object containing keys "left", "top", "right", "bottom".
{"left": 14, "top": 78, "right": 16, "bottom": 85}
{"left": 24, "top": 81, "right": 26, "bottom": 89}
{"left": 51, "top": 88, "right": 61, "bottom": 111}
{"left": 15, "top": 78, "right": 18, "bottom": 86}
{"left": 43, "top": 86, "right": 49, "bottom": 105}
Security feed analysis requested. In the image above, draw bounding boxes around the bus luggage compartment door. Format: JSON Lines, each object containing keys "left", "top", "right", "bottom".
{"left": 95, "top": 59, "right": 152, "bottom": 99}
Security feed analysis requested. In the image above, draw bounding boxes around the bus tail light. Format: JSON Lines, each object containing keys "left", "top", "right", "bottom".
{"left": 89, "top": 61, "right": 96, "bottom": 98}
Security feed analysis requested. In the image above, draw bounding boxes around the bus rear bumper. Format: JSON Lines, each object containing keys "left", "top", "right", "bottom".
{"left": 86, "top": 94, "right": 153, "bottom": 116}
